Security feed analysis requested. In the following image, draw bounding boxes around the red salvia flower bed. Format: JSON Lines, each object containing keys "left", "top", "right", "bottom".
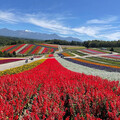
{"left": 0, "top": 58, "right": 120, "bottom": 119}
{"left": 48, "top": 54, "right": 54, "bottom": 57}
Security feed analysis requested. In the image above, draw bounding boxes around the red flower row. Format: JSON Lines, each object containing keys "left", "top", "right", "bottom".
{"left": 0, "top": 58, "right": 120, "bottom": 119}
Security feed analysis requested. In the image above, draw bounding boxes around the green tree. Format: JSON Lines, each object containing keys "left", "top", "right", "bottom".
{"left": 13, "top": 51, "right": 16, "bottom": 56}
{"left": 110, "top": 47, "right": 114, "bottom": 51}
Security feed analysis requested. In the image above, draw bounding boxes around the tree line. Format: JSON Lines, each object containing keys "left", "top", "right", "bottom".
{"left": 45, "top": 39, "right": 83, "bottom": 45}
{"left": 0, "top": 36, "right": 43, "bottom": 46}
{"left": 0, "top": 36, "right": 120, "bottom": 48}
{"left": 83, "top": 40, "right": 120, "bottom": 48}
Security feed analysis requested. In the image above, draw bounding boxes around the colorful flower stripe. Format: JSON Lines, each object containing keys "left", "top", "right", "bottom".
{"left": 9, "top": 44, "right": 26, "bottom": 53}
{"left": 5, "top": 45, "right": 18, "bottom": 52}
{"left": 0, "top": 59, "right": 46, "bottom": 76}
{"left": 45, "top": 48, "right": 49, "bottom": 53}
{"left": 41, "top": 47, "right": 48, "bottom": 54}
{"left": 88, "top": 49, "right": 105, "bottom": 53}
{"left": 102, "top": 55, "right": 120, "bottom": 59}
{"left": 1, "top": 45, "right": 16, "bottom": 52}
{"left": 80, "top": 49, "right": 105, "bottom": 54}
{"left": 48, "top": 54, "right": 54, "bottom": 57}
{"left": 34, "top": 46, "right": 42, "bottom": 54}
{"left": 18, "top": 44, "right": 30, "bottom": 54}
{"left": 31, "top": 46, "right": 40, "bottom": 54}
{"left": 58, "top": 53, "right": 120, "bottom": 71}
{"left": 16, "top": 44, "right": 28, "bottom": 54}
{"left": 7, "top": 45, "right": 19, "bottom": 53}
{"left": 0, "top": 58, "right": 24, "bottom": 64}
{"left": 45, "top": 54, "right": 49, "bottom": 58}
{"left": 0, "top": 46, "right": 10, "bottom": 51}
{"left": 55, "top": 54, "right": 120, "bottom": 81}
{"left": 62, "top": 52, "right": 71, "bottom": 57}
{"left": 26, "top": 45, "right": 36, "bottom": 54}
{"left": 63, "top": 57, "right": 120, "bottom": 72}
{"left": 48, "top": 48, "right": 51, "bottom": 53}
{"left": 20, "top": 44, "right": 33, "bottom": 54}
{"left": 38, "top": 47, "right": 45, "bottom": 54}
{"left": 73, "top": 57, "right": 120, "bottom": 69}
{"left": 41, "top": 43, "right": 58, "bottom": 48}
{"left": 1, "top": 58, "right": 120, "bottom": 119}
{"left": 0, "top": 58, "right": 9, "bottom": 60}
{"left": 50, "top": 48, "right": 54, "bottom": 52}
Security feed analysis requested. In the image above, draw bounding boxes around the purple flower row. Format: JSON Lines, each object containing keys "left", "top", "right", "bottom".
{"left": 58, "top": 54, "right": 120, "bottom": 72}
{"left": 65, "top": 58, "right": 120, "bottom": 72}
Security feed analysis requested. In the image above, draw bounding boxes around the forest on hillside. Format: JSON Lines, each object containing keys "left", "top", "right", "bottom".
{"left": 0, "top": 36, "right": 120, "bottom": 48}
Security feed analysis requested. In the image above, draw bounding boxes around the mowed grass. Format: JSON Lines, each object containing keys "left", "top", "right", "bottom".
{"left": 107, "top": 47, "right": 120, "bottom": 53}
{"left": 71, "top": 50, "right": 87, "bottom": 56}
{"left": 62, "top": 45, "right": 85, "bottom": 50}
{"left": 92, "top": 48, "right": 110, "bottom": 53}
{"left": 87, "top": 57, "right": 120, "bottom": 67}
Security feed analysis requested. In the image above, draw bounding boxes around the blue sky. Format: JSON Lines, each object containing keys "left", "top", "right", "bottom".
{"left": 0, "top": 0, "right": 120, "bottom": 41}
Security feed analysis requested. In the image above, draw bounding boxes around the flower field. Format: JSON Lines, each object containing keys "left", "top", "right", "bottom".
{"left": 80, "top": 49, "right": 106, "bottom": 54}
{"left": 102, "top": 54, "right": 120, "bottom": 59}
{"left": 62, "top": 52, "right": 72, "bottom": 57}
{"left": 0, "top": 44, "right": 58, "bottom": 55}
{"left": 55, "top": 54, "right": 120, "bottom": 81}
{"left": 0, "top": 57, "right": 120, "bottom": 119}
{"left": 0, "top": 58, "right": 24, "bottom": 64}
{"left": 39, "top": 43, "right": 58, "bottom": 48}
{"left": 0, "top": 59, "right": 46, "bottom": 76}
{"left": 59, "top": 53, "right": 120, "bottom": 72}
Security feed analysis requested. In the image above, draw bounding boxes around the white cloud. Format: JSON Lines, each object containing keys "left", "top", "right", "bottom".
{"left": 32, "top": 19, "right": 71, "bottom": 34}
{"left": 87, "top": 16, "right": 118, "bottom": 24}
{"left": 0, "top": 10, "right": 120, "bottom": 40}
{"left": 72, "top": 27, "right": 98, "bottom": 37}
{"left": 100, "top": 32, "right": 120, "bottom": 40}
{"left": 0, "top": 10, "right": 18, "bottom": 23}
{"left": 27, "top": 17, "right": 69, "bottom": 33}
{"left": 72, "top": 26, "right": 108, "bottom": 37}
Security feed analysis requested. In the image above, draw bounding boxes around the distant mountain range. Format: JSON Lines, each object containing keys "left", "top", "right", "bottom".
{"left": 0, "top": 28, "right": 81, "bottom": 41}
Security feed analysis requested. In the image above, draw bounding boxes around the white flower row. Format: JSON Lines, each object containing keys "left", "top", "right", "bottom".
{"left": 54, "top": 54, "right": 120, "bottom": 81}
{"left": 38, "top": 47, "right": 45, "bottom": 54}
{"left": 16, "top": 44, "right": 28, "bottom": 54}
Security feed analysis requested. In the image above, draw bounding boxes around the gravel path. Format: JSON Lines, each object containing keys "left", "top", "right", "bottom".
{"left": 0, "top": 56, "right": 45, "bottom": 71}
{"left": 54, "top": 54, "right": 120, "bottom": 81}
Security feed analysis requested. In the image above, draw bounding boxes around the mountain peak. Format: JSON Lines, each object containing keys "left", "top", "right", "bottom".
{"left": 0, "top": 28, "right": 82, "bottom": 41}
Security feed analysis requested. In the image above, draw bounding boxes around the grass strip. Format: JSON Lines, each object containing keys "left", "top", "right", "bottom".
{"left": 71, "top": 50, "right": 87, "bottom": 56}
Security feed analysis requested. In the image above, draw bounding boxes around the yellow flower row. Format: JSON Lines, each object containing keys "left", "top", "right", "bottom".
{"left": 0, "top": 59, "right": 46, "bottom": 76}
{"left": 45, "top": 54, "right": 49, "bottom": 58}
